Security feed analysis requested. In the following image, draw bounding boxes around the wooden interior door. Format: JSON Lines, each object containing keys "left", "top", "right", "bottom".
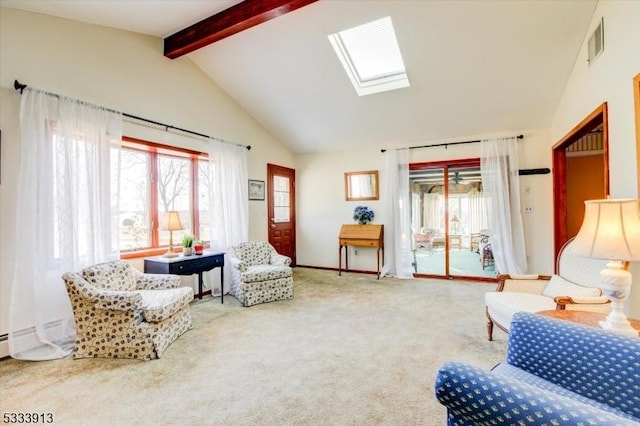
{"left": 267, "top": 163, "right": 296, "bottom": 265}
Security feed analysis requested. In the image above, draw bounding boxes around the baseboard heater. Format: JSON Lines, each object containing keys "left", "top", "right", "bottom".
{"left": 0, "top": 319, "right": 67, "bottom": 357}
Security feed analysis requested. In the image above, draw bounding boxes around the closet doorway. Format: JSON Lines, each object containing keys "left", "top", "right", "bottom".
{"left": 552, "top": 103, "right": 609, "bottom": 263}
{"left": 410, "top": 159, "right": 495, "bottom": 281}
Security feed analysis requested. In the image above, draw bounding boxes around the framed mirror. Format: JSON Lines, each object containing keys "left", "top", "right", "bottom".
{"left": 345, "top": 170, "right": 379, "bottom": 201}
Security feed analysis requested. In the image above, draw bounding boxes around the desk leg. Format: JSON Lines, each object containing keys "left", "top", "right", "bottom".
{"left": 220, "top": 266, "right": 224, "bottom": 304}
{"left": 197, "top": 272, "right": 203, "bottom": 300}
{"left": 345, "top": 247, "right": 349, "bottom": 271}
{"left": 339, "top": 246, "right": 342, "bottom": 276}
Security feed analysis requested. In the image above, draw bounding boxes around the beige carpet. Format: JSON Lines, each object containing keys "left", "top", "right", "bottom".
{"left": 0, "top": 268, "right": 507, "bottom": 426}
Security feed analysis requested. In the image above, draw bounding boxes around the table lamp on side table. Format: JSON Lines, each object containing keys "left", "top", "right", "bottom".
{"left": 160, "top": 211, "right": 184, "bottom": 258}
{"left": 571, "top": 198, "right": 640, "bottom": 337}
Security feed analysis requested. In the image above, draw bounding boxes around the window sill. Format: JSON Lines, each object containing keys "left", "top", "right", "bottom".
{"left": 120, "top": 247, "right": 177, "bottom": 260}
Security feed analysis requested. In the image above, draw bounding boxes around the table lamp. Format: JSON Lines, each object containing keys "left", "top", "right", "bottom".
{"left": 451, "top": 215, "right": 460, "bottom": 234}
{"left": 570, "top": 198, "right": 640, "bottom": 337}
{"left": 160, "top": 211, "right": 184, "bottom": 258}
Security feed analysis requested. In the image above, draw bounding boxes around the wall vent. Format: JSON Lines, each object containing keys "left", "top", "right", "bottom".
{"left": 588, "top": 18, "right": 604, "bottom": 66}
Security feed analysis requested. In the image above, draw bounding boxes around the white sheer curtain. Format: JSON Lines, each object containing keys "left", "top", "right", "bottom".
{"left": 206, "top": 139, "right": 248, "bottom": 295}
{"left": 468, "top": 188, "right": 489, "bottom": 233}
{"left": 422, "top": 193, "right": 441, "bottom": 232}
{"left": 480, "top": 137, "right": 527, "bottom": 274}
{"left": 10, "top": 88, "right": 122, "bottom": 360}
{"left": 382, "top": 148, "right": 413, "bottom": 278}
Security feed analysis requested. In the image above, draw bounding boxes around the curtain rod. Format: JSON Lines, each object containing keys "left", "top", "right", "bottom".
{"left": 380, "top": 134, "right": 524, "bottom": 153}
{"left": 13, "top": 80, "right": 251, "bottom": 150}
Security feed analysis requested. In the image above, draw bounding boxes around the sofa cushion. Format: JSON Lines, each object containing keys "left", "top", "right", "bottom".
{"left": 542, "top": 274, "right": 601, "bottom": 299}
{"left": 492, "top": 363, "right": 638, "bottom": 422}
{"left": 241, "top": 265, "right": 292, "bottom": 283}
{"left": 138, "top": 287, "right": 193, "bottom": 323}
{"left": 485, "top": 291, "right": 556, "bottom": 331}
{"left": 83, "top": 261, "right": 136, "bottom": 291}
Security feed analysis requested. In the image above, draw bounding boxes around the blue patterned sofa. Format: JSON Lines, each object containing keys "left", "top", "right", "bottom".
{"left": 63, "top": 260, "right": 193, "bottom": 360}
{"left": 228, "top": 241, "right": 294, "bottom": 307}
{"left": 435, "top": 312, "right": 640, "bottom": 425}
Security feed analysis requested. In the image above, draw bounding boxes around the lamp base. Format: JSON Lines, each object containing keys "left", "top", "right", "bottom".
{"left": 599, "top": 319, "right": 638, "bottom": 338}
{"left": 163, "top": 231, "right": 179, "bottom": 258}
{"left": 598, "top": 261, "right": 637, "bottom": 337}
{"left": 163, "top": 245, "right": 178, "bottom": 258}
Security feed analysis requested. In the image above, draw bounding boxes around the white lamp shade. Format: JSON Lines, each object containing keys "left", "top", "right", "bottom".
{"left": 571, "top": 199, "right": 640, "bottom": 261}
{"left": 160, "top": 211, "right": 184, "bottom": 231}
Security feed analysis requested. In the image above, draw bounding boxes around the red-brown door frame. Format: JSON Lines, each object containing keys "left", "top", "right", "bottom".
{"left": 267, "top": 163, "right": 296, "bottom": 265}
{"left": 410, "top": 158, "right": 494, "bottom": 282}
{"left": 552, "top": 103, "right": 609, "bottom": 264}
{"left": 634, "top": 74, "right": 640, "bottom": 196}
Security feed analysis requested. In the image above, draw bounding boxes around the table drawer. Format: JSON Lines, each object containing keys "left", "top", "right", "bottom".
{"left": 340, "top": 239, "right": 380, "bottom": 247}
{"left": 170, "top": 255, "right": 222, "bottom": 275}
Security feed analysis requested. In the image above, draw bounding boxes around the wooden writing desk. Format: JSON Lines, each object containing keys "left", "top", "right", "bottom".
{"left": 338, "top": 224, "right": 384, "bottom": 279}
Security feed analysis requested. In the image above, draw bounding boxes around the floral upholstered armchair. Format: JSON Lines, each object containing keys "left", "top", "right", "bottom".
{"left": 228, "top": 241, "right": 294, "bottom": 307}
{"left": 62, "top": 260, "right": 193, "bottom": 360}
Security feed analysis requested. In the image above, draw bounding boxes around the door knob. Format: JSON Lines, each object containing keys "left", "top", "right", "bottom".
{"left": 270, "top": 224, "right": 276, "bottom": 228}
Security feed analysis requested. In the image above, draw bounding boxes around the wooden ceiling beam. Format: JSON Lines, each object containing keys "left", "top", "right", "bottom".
{"left": 164, "top": 0, "right": 318, "bottom": 59}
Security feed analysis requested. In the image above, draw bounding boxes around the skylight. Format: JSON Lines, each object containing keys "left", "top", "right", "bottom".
{"left": 328, "top": 16, "right": 409, "bottom": 96}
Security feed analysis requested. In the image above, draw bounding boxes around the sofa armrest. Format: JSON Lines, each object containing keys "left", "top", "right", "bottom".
{"left": 496, "top": 273, "right": 551, "bottom": 294}
{"left": 270, "top": 253, "right": 291, "bottom": 266}
{"left": 93, "top": 291, "right": 142, "bottom": 311}
{"left": 435, "top": 361, "right": 638, "bottom": 425}
{"left": 132, "top": 269, "right": 181, "bottom": 290}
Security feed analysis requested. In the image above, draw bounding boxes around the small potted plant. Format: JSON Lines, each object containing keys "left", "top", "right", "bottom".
{"left": 353, "top": 205, "right": 375, "bottom": 225}
{"left": 182, "top": 235, "right": 194, "bottom": 256}
{"left": 194, "top": 239, "right": 206, "bottom": 255}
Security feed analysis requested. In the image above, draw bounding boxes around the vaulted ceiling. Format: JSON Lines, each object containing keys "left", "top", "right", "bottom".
{"left": 0, "top": 0, "right": 597, "bottom": 154}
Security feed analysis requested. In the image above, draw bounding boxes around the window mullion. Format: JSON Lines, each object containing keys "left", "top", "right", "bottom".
{"left": 150, "top": 151, "right": 160, "bottom": 248}
{"left": 192, "top": 156, "right": 200, "bottom": 240}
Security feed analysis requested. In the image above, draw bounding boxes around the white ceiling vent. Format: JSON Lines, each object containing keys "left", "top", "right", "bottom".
{"left": 587, "top": 18, "right": 604, "bottom": 66}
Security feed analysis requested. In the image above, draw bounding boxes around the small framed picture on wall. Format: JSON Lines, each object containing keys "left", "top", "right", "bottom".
{"left": 248, "top": 179, "right": 265, "bottom": 201}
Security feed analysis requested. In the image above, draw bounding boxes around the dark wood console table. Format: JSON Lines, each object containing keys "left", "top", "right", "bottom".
{"left": 339, "top": 224, "right": 384, "bottom": 279}
{"left": 144, "top": 250, "right": 225, "bottom": 302}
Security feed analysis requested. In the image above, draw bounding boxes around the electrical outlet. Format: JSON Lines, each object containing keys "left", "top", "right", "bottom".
{"left": 524, "top": 206, "right": 534, "bottom": 214}
{"left": 354, "top": 248, "right": 358, "bottom": 255}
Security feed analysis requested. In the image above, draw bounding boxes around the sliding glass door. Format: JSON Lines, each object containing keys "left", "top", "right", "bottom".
{"left": 410, "top": 160, "right": 495, "bottom": 280}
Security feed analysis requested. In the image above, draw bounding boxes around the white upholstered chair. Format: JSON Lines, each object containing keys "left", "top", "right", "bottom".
{"left": 228, "top": 241, "right": 294, "bottom": 307}
{"left": 485, "top": 238, "right": 610, "bottom": 340}
{"left": 63, "top": 260, "right": 193, "bottom": 360}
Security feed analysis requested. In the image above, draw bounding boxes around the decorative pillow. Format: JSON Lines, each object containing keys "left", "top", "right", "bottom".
{"left": 542, "top": 275, "right": 601, "bottom": 298}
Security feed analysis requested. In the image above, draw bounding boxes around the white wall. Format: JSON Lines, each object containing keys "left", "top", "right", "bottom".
{"left": 296, "top": 150, "right": 385, "bottom": 271}
{"left": 549, "top": 1, "right": 640, "bottom": 317}
{"left": 0, "top": 8, "right": 294, "bottom": 345}
{"left": 296, "top": 129, "right": 554, "bottom": 274}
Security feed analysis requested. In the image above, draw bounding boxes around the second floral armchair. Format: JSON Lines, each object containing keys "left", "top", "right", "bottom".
{"left": 228, "top": 241, "right": 294, "bottom": 307}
